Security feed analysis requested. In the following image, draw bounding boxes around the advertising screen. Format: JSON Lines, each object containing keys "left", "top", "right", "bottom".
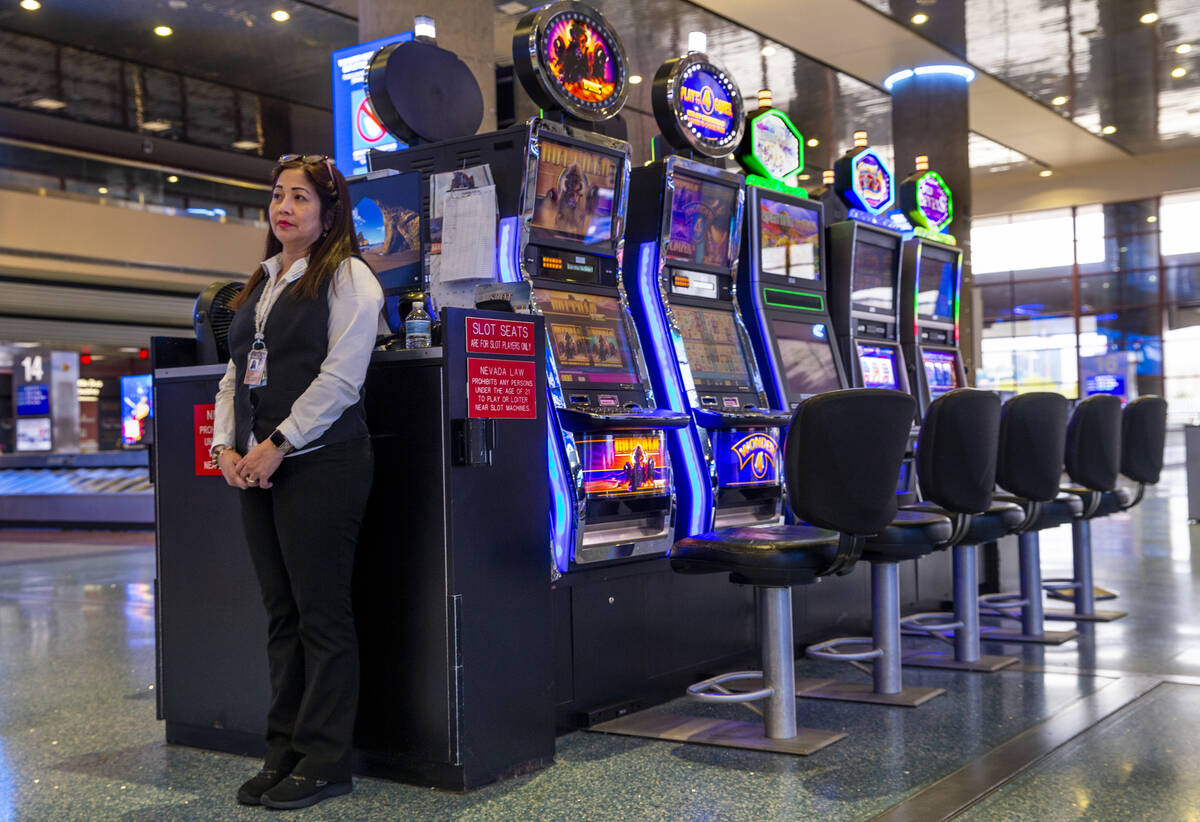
{"left": 852, "top": 241, "right": 897, "bottom": 313}
{"left": 672, "top": 305, "right": 754, "bottom": 389}
{"left": 330, "top": 32, "right": 412, "bottom": 176}
{"left": 711, "top": 428, "right": 781, "bottom": 488}
{"left": 530, "top": 139, "right": 619, "bottom": 248}
{"left": 121, "top": 374, "right": 153, "bottom": 446}
{"left": 16, "top": 418, "right": 51, "bottom": 452}
{"left": 918, "top": 246, "right": 958, "bottom": 321}
{"left": 772, "top": 320, "right": 841, "bottom": 399}
{"left": 922, "top": 349, "right": 960, "bottom": 399}
{"left": 350, "top": 171, "right": 421, "bottom": 302}
{"left": 540, "top": 288, "right": 638, "bottom": 386}
{"left": 759, "top": 197, "right": 820, "bottom": 281}
{"left": 577, "top": 431, "right": 668, "bottom": 497}
{"left": 665, "top": 174, "right": 738, "bottom": 269}
{"left": 858, "top": 343, "right": 900, "bottom": 390}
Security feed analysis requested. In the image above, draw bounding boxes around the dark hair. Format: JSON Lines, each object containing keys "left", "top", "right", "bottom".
{"left": 230, "top": 157, "right": 371, "bottom": 309}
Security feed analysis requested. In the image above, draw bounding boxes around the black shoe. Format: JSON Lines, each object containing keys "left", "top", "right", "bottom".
{"left": 260, "top": 774, "right": 353, "bottom": 810}
{"left": 236, "top": 767, "right": 289, "bottom": 806}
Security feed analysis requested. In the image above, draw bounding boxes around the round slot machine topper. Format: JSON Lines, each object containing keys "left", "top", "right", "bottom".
{"left": 652, "top": 52, "right": 744, "bottom": 158}
{"left": 367, "top": 40, "right": 483, "bottom": 143}
{"left": 512, "top": 1, "right": 629, "bottom": 122}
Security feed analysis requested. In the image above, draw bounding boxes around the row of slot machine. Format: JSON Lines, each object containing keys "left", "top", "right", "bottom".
{"left": 362, "top": 1, "right": 966, "bottom": 575}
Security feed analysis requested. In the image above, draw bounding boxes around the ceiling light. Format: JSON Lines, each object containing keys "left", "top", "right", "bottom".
{"left": 271, "top": 9, "right": 290, "bottom": 22}
{"left": 628, "top": 75, "right": 643, "bottom": 84}
{"left": 1178, "top": 44, "right": 1193, "bottom": 54}
{"left": 911, "top": 13, "right": 929, "bottom": 24}
{"left": 1101, "top": 124, "right": 1117, "bottom": 134}
{"left": 1051, "top": 95, "right": 1068, "bottom": 106}
{"left": 1039, "top": 169, "right": 1053, "bottom": 177}
{"left": 884, "top": 64, "right": 976, "bottom": 90}
{"left": 20, "top": 0, "right": 41, "bottom": 10}
{"left": 1147, "top": 215, "right": 1158, "bottom": 223}
{"left": 231, "top": 140, "right": 262, "bottom": 150}
{"left": 98, "top": 186, "right": 109, "bottom": 194}
{"left": 31, "top": 97, "right": 66, "bottom": 110}
{"left": 167, "top": 175, "right": 179, "bottom": 183}
{"left": 761, "top": 46, "right": 776, "bottom": 56}
{"left": 154, "top": 25, "right": 174, "bottom": 37}
{"left": 1139, "top": 12, "right": 1158, "bottom": 24}
{"left": 141, "top": 119, "right": 172, "bottom": 132}
{"left": 498, "top": 1, "right": 527, "bottom": 13}
{"left": 1172, "top": 67, "right": 1187, "bottom": 78}
{"left": 807, "top": 138, "right": 819, "bottom": 147}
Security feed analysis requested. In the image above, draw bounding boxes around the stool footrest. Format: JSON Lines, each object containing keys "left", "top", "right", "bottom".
{"left": 806, "top": 636, "right": 884, "bottom": 663}
{"left": 686, "top": 670, "right": 773, "bottom": 704}
{"left": 900, "top": 611, "right": 964, "bottom": 634}
{"left": 979, "top": 591, "right": 1029, "bottom": 611}
{"left": 1041, "top": 577, "right": 1082, "bottom": 593}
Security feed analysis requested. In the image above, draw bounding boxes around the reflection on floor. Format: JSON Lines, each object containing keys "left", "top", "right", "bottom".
{"left": 0, "top": 466, "right": 1197, "bottom": 820}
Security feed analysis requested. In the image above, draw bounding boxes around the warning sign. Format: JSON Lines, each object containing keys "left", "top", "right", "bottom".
{"left": 194, "top": 403, "right": 222, "bottom": 476}
{"left": 466, "top": 317, "right": 536, "bottom": 357}
{"left": 468, "top": 358, "right": 537, "bottom": 420}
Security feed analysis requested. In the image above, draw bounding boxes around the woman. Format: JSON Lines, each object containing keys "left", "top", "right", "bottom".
{"left": 209, "top": 154, "right": 384, "bottom": 811}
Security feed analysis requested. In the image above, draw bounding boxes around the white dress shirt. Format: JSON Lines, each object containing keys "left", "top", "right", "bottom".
{"left": 212, "top": 254, "right": 386, "bottom": 455}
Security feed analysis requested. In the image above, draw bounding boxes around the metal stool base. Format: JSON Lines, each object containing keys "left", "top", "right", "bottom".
{"left": 900, "top": 647, "right": 1019, "bottom": 672}
{"left": 981, "top": 625, "right": 1079, "bottom": 645}
{"left": 591, "top": 711, "right": 846, "bottom": 756}
{"left": 1043, "top": 607, "right": 1127, "bottom": 623}
{"left": 1046, "top": 586, "right": 1120, "bottom": 603}
{"left": 796, "top": 679, "right": 944, "bottom": 707}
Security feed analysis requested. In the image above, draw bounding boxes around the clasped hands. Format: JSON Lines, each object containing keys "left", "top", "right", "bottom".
{"left": 218, "top": 440, "right": 285, "bottom": 490}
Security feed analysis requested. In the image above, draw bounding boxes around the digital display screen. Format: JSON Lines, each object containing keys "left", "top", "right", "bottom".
{"left": 350, "top": 171, "right": 421, "bottom": 293}
{"left": 578, "top": 431, "right": 668, "bottom": 497}
{"left": 918, "top": 246, "right": 957, "bottom": 321}
{"left": 852, "top": 241, "right": 897, "bottom": 313}
{"left": 543, "top": 12, "right": 620, "bottom": 108}
{"left": 922, "top": 349, "right": 960, "bottom": 399}
{"left": 666, "top": 174, "right": 738, "bottom": 269}
{"left": 672, "top": 305, "right": 754, "bottom": 389}
{"left": 121, "top": 374, "right": 153, "bottom": 446}
{"left": 330, "top": 32, "right": 412, "bottom": 176}
{"left": 858, "top": 343, "right": 900, "bottom": 390}
{"left": 16, "top": 383, "right": 50, "bottom": 416}
{"left": 759, "top": 197, "right": 820, "bottom": 280}
{"left": 711, "top": 428, "right": 781, "bottom": 488}
{"left": 530, "top": 139, "right": 619, "bottom": 248}
{"left": 772, "top": 320, "right": 842, "bottom": 399}
{"left": 16, "top": 417, "right": 51, "bottom": 452}
{"left": 540, "top": 288, "right": 639, "bottom": 386}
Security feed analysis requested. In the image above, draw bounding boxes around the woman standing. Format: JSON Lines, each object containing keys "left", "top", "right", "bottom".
{"left": 209, "top": 154, "right": 384, "bottom": 811}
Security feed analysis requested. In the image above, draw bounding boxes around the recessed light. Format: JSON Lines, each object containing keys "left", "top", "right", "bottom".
{"left": 154, "top": 25, "right": 173, "bottom": 37}
{"left": 98, "top": 186, "right": 109, "bottom": 194}
{"left": 629, "top": 75, "right": 643, "bottom": 85}
{"left": 498, "top": 1, "right": 527, "bottom": 14}
{"left": 1172, "top": 67, "right": 1187, "bottom": 78}
{"left": 141, "top": 119, "right": 172, "bottom": 132}
{"left": 31, "top": 97, "right": 66, "bottom": 110}
{"left": 13, "top": 342, "right": 41, "bottom": 348}
{"left": 798, "top": 174, "right": 811, "bottom": 181}
{"left": 1039, "top": 169, "right": 1053, "bottom": 177}
{"left": 807, "top": 138, "right": 819, "bottom": 147}
{"left": 20, "top": 0, "right": 41, "bottom": 10}
{"left": 1139, "top": 11, "right": 1158, "bottom": 24}
{"left": 167, "top": 175, "right": 179, "bottom": 183}
{"left": 1147, "top": 215, "right": 1158, "bottom": 223}
{"left": 1051, "top": 95, "right": 1068, "bottom": 106}
{"left": 231, "top": 140, "right": 262, "bottom": 150}
{"left": 761, "top": 46, "right": 776, "bottom": 56}
{"left": 1178, "top": 44, "right": 1193, "bottom": 54}
{"left": 1102, "top": 125, "right": 1117, "bottom": 134}
{"left": 911, "top": 12, "right": 929, "bottom": 24}
{"left": 271, "top": 9, "right": 289, "bottom": 22}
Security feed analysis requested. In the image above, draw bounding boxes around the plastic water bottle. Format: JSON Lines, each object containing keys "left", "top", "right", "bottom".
{"left": 405, "top": 301, "right": 432, "bottom": 349}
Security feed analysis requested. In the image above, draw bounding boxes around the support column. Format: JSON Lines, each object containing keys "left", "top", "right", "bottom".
{"left": 359, "top": 0, "right": 497, "bottom": 133}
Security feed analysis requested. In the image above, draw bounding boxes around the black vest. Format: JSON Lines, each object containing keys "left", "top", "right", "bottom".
{"left": 228, "top": 270, "right": 368, "bottom": 453}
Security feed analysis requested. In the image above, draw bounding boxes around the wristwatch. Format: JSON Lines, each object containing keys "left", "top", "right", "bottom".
{"left": 269, "top": 429, "right": 295, "bottom": 455}
{"left": 210, "top": 443, "right": 231, "bottom": 462}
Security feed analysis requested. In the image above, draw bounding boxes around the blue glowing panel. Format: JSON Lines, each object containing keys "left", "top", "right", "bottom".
{"left": 711, "top": 428, "right": 781, "bottom": 488}
{"left": 331, "top": 32, "right": 412, "bottom": 176}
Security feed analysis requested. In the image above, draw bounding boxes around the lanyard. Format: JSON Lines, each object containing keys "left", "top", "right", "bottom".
{"left": 252, "top": 269, "right": 292, "bottom": 348}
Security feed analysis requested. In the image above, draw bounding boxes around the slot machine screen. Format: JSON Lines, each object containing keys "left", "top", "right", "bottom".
{"left": 349, "top": 171, "right": 422, "bottom": 331}
{"left": 758, "top": 195, "right": 820, "bottom": 280}
{"left": 918, "top": 245, "right": 958, "bottom": 322}
{"left": 539, "top": 288, "right": 639, "bottom": 386}
{"left": 121, "top": 374, "right": 154, "bottom": 446}
{"left": 857, "top": 343, "right": 901, "bottom": 390}
{"left": 665, "top": 173, "right": 739, "bottom": 270}
{"left": 852, "top": 240, "right": 897, "bottom": 314}
{"left": 772, "top": 320, "right": 841, "bottom": 399}
{"left": 577, "top": 430, "right": 669, "bottom": 498}
{"left": 922, "top": 349, "right": 960, "bottom": 399}
{"left": 530, "top": 138, "right": 620, "bottom": 248}
{"left": 671, "top": 305, "right": 754, "bottom": 390}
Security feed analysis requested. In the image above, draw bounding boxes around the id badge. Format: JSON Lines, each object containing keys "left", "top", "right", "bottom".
{"left": 244, "top": 346, "right": 268, "bottom": 387}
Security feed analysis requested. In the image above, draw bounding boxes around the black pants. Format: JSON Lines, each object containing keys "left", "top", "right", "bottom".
{"left": 239, "top": 437, "right": 373, "bottom": 782}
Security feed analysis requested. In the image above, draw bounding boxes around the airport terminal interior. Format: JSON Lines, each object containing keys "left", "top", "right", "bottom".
{"left": 2, "top": 0, "right": 1200, "bottom": 819}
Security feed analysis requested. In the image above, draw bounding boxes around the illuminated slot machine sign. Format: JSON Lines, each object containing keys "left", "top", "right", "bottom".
{"left": 710, "top": 428, "right": 780, "bottom": 487}
{"left": 529, "top": 138, "right": 620, "bottom": 252}
{"left": 857, "top": 343, "right": 901, "bottom": 390}
{"left": 577, "top": 431, "right": 668, "bottom": 497}
{"left": 538, "top": 288, "right": 639, "bottom": 387}
{"left": 652, "top": 52, "right": 744, "bottom": 158}
{"left": 121, "top": 374, "right": 154, "bottom": 446}
{"left": 922, "top": 350, "right": 960, "bottom": 399}
{"left": 665, "top": 174, "right": 739, "bottom": 269}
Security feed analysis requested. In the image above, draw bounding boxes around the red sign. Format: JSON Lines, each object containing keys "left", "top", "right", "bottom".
{"left": 194, "top": 404, "right": 222, "bottom": 476}
{"left": 468, "top": 358, "right": 537, "bottom": 419}
{"left": 466, "top": 317, "right": 536, "bottom": 357}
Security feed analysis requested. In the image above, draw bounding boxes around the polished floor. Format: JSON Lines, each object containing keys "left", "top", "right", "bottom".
{"left": 1, "top": 467, "right": 1197, "bottom": 821}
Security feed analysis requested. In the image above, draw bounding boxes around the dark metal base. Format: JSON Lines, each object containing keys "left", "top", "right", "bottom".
{"left": 1046, "top": 584, "right": 1119, "bottom": 603}
{"left": 981, "top": 626, "right": 1079, "bottom": 645}
{"left": 900, "top": 647, "right": 1019, "bottom": 672}
{"left": 590, "top": 711, "right": 846, "bottom": 756}
{"left": 795, "top": 679, "right": 945, "bottom": 707}
{"left": 1043, "top": 607, "right": 1127, "bottom": 623}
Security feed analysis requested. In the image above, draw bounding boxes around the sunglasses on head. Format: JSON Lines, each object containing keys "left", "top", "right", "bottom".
{"left": 277, "top": 154, "right": 330, "bottom": 165}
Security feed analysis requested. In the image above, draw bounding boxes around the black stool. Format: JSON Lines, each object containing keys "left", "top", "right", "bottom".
{"left": 1045, "top": 396, "right": 1168, "bottom": 614}
{"left": 592, "top": 389, "right": 918, "bottom": 755}
{"left": 978, "top": 392, "right": 1081, "bottom": 645}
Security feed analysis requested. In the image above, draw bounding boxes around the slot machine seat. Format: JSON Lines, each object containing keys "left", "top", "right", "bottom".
{"left": 594, "top": 389, "right": 916, "bottom": 756}
{"left": 807, "top": 389, "right": 1018, "bottom": 690}
{"left": 1044, "top": 396, "right": 1167, "bottom": 620}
